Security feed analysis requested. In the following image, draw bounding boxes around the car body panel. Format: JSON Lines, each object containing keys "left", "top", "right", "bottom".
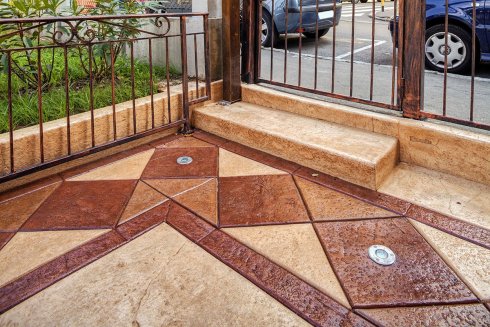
{"left": 426, "top": 0, "right": 489, "bottom": 61}
{"left": 390, "top": 0, "right": 490, "bottom": 63}
{"left": 263, "top": 0, "right": 342, "bottom": 34}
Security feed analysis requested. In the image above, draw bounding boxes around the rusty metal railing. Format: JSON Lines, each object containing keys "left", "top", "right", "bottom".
{"left": 241, "top": 0, "right": 489, "bottom": 132}
{"left": 251, "top": 0, "right": 402, "bottom": 111}
{"left": 0, "top": 13, "right": 211, "bottom": 182}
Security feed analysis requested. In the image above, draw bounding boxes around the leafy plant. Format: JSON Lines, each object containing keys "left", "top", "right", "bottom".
{"left": 0, "top": 0, "right": 146, "bottom": 91}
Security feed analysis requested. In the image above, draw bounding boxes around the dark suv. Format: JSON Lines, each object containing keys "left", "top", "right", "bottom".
{"left": 390, "top": 0, "right": 490, "bottom": 74}
{"left": 261, "top": 0, "right": 342, "bottom": 47}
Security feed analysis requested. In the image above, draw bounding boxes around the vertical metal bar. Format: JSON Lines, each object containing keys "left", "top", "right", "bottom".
{"left": 442, "top": 0, "right": 449, "bottom": 116}
{"left": 64, "top": 46, "right": 71, "bottom": 155}
{"left": 470, "top": 0, "right": 476, "bottom": 121}
{"left": 180, "top": 16, "right": 192, "bottom": 133}
{"left": 331, "top": 0, "right": 337, "bottom": 92}
{"left": 7, "top": 51, "right": 14, "bottom": 173}
{"left": 165, "top": 37, "right": 171, "bottom": 124}
{"left": 284, "top": 0, "right": 289, "bottom": 83}
{"left": 110, "top": 43, "right": 117, "bottom": 140}
{"left": 37, "top": 48, "right": 44, "bottom": 163}
{"left": 369, "top": 0, "right": 376, "bottom": 100}
{"left": 314, "top": 0, "right": 320, "bottom": 90}
{"left": 203, "top": 15, "right": 211, "bottom": 97}
{"left": 130, "top": 41, "right": 137, "bottom": 134}
{"left": 298, "top": 0, "right": 303, "bottom": 86}
{"left": 270, "top": 0, "right": 275, "bottom": 81}
{"left": 194, "top": 33, "right": 199, "bottom": 95}
{"left": 391, "top": 0, "right": 398, "bottom": 106}
{"left": 88, "top": 45, "right": 95, "bottom": 147}
{"left": 349, "top": 0, "right": 356, "bottom": 97}
{"left": 149, "top": 38, "right": 155, "bottom": 129}
{"left": 257, "top": 1, "right": 263, "bottom": 81}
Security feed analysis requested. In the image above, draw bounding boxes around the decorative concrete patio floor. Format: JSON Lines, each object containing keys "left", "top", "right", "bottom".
{"left": 0, "top": 131, "right": 489, "bottom": 326}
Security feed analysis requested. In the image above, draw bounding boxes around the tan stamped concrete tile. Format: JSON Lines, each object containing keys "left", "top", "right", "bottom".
{"left": 295, "top": 177, "right": 395, "bottom": 221}
{"left": 224, "top": 224, "right": 350, "bottom": 308}
{"left": 0, "top": 229, "right": 109, "bottom": 287}
{"left": 161, "top": 136, "right": 215, "bottom": 148}
{"left": 358, "top": 304, "right": 490, "bottom": 326}
{"left": 0, "top": 224, "right": 310, "bottom": 327}
{"left": 68, "top": 149, "right": 155, "bottom": 181}
{"left": 144, "top": 178, "right": 210, "bottom": 198}
{"left": 411, "top": 220, "right": 490, "bottom": 301}
{"left": 118, "top": 181, "right": 168, "bottom": 225}
{"left": 219, "top": 148, "right": 288, "bottom": 177}
{"left": 0, "top": 182, "right": 61, "bottom": 232}
{"left": 379, "top": 163, "right": 490, "bottom": 230}
{"left": 173, "top": 179, "right": 218, "bottom": 225}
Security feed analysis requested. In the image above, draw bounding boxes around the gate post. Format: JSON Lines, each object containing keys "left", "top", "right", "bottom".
{"left": 400, "top": 0, "right": 425, "bottom": 118}
{"left": 241, "top": 0, "right": 259, "bottom": 83}
{"left": 222, "top": 0, "right": 242, "bottom": 102}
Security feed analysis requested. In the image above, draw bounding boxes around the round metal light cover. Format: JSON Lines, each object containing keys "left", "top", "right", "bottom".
{"left": 368, "top": 245, "right": 396, "bottom": 266}
{"left": 176, "top": 156, "right": 193, "bottom": 165}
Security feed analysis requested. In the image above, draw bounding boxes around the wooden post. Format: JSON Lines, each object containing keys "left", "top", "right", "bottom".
{"left": 241, "top": 0, "right": 258, "bottom": 83}
{"left": 400, "top": 0, "right": 425, "bottom": 118}
{"left": 222, "top": 0, "right": 242, "bottom": 102}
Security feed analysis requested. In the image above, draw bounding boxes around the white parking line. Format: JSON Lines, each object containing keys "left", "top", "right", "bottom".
{"left": 335, "top": 40, "right": 387, "bottom": 59}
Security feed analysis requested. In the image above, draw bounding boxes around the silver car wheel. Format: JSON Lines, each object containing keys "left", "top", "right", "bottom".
{"left": 261, "top": 18, "right": 268, "bottom": 43}
{"left": 425, "top": 31, "right": 466, "bottom": 69}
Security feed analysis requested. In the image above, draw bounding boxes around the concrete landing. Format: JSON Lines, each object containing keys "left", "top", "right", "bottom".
{"left": 193, "top": 102, "right": 399, "bottom": 189}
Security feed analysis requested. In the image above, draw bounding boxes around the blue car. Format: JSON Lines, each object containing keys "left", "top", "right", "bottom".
{"left": 261, "top": 0, "right": 342, "bottom": 47}
{"left": 390, "top": 0, "right": 490, "bottom": 74}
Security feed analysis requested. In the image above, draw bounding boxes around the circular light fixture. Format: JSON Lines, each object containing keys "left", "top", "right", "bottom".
{"left": 368, "top": 245, "right": 396, "bottom": 266}
{"left": 177, "top": 156, "right": 193, "bottom": 165}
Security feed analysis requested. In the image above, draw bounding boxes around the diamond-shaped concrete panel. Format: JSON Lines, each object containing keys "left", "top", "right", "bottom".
{"left": 22, "top": 181, "right": 137, "bottom": 230}
{"left": 219, "top": 175, "right": 309, "bottom": 227}
{"left": 315, "top": 218, "right": 476, "bottom": 307}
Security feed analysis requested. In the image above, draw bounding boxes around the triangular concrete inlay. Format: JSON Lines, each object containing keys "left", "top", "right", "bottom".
{"left": 118, "top": 181, "right": 168, "bottom": 225}
{"left": 224, "top": 223, "right": 350, "bottom": 308}
{"left": 173, "top": 179, "right": 218, "bottom": 226}
{"left": 161, "top": 137, "right": 215, "bottom": 148}
{"left": 69, "top": 149, "right": 155, "bottom": 181}
{"left": 0, "top": 229, "right": 109, "bottom": 287}
{"left": 295, "top": 177, "right": 395, "bottom": 220}
{"left": 219, "top": 149, "right": 287, "bottom": 177}
{"left": 144, "top": 178, "right": 210, "bottom": 198}
{"left": 411, "top": 220, "right": 490, "bottom": 301}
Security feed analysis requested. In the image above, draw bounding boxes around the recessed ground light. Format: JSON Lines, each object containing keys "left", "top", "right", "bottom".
{"left": 177, "top": 156, "right": 193, "bottom": 165}
{"left": 311, "top": 173, "right": 319, "bottom": 177}
{"left": 368, "top": 245, "right": 396, "bottom": 266}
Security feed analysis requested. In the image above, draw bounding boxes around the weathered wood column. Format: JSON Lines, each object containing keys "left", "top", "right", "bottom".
{"left": 222, "top": 0, "right": 242, "bottom": 102}
{"left": 400, "top": 0, "right": 426, "bottom": 118}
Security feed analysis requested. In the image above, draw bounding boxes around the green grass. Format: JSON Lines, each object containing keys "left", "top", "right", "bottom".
{"left": 0, "top": 49, "right": 180, "bottom": 133}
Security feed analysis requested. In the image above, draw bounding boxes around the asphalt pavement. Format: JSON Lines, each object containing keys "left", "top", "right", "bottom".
{"left": 259, "top": 1, "right": 490, "bottom": 126}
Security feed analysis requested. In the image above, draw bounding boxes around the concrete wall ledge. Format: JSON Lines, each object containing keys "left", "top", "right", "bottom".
{"left": 0, "top": 81, "right": 223, "bottom": 187}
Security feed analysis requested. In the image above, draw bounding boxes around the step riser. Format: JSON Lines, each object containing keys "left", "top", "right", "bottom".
{"left": 241, "top": 84, "right": 490, "bottom": 187}
{"left": 194, "top": 107, "right": 398, "bottom": 190}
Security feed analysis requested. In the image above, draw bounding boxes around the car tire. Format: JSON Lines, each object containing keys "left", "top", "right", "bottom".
{"left": 425, "top": 24, "right": 473, "bottom": 74}
{"left": 261, "top": 11, "right": 278, "bottom": 48}
{"left": 360, "top": 0, "right": 368, "bottom": 3}
{"left": 303, "top": 28, "right": 330, "bottom": 39}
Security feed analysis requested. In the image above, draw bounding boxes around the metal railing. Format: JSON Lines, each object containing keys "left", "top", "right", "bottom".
{"left": 240, "top": 0, "right": 489, "bottom": 131}
{"left": 0, "top": 12, "right": 211, "bottom": 182}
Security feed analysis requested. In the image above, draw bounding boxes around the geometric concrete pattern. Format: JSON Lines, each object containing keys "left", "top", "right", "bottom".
{"left": 0, "top": 131, "right": 489, "bottom": 325}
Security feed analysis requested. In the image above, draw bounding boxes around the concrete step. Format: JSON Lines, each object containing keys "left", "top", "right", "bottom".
{"left": 193, "top": 102, "right": 399, "bottom": 190}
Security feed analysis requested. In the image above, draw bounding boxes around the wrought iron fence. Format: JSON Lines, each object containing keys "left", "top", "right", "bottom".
{"left": 0, "top": 12, "right": 211, "bottom": 182}
{"left": 241, "top": 0, "right": 489, "bottom": 131}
